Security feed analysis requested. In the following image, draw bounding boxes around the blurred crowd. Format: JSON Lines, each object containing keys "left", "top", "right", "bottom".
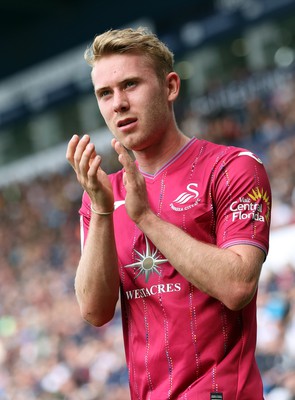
{"left": 0, "top": 172, "right": 130, "bottom": 400}
{"left": 0, "top": 69, "right": 295, "bottom": 400}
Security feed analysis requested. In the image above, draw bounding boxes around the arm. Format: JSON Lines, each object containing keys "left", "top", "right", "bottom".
{"left": 66, "top": 134, "right": 120, "bottom": 326}
{"left": 137, "top": 212, "right": 264, "bottom": 310}
{"left": 113, "top": 139, "right": 266, "bottom": 311}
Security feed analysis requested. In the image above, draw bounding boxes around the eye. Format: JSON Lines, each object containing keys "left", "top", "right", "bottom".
{"left": 124, "top": 81, "right": 136, "bottom": 90}
{"left": 100, "top": 89, "right": 111, "bottom": 97}
{"left": 96, "top": 88, "right": 112, "bottom": 99}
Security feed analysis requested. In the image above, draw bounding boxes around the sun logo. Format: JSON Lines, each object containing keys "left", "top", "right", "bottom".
{"left": 124, "top": 235, "right": 168, "bottom": 283}
{"left": 248, "top": 187, "right": 271, "bottom": 224}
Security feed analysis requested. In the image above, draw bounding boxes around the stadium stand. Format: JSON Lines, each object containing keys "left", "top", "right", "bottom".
{"left": 0, "top": 3, "right": 295, "bottom": 398}
{"left": 0, "top": 69, "right": 294, "bottom": 399}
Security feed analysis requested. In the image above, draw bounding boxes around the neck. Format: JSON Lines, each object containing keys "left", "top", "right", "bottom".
{"left": 133, "top": 130, "right": 190, "bottom": 175}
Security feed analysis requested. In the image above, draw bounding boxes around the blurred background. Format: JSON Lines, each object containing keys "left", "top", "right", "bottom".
{"left": 0, "top": 0, "right": 295, "bottom": 399}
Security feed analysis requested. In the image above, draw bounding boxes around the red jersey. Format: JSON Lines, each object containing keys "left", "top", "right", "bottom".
{"left": 80, "top": 138, "right": 271, "bottom": 399}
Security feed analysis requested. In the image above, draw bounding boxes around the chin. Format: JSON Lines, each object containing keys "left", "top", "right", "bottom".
{"left": 118, "top": 131, "right": 152, "bottom": 152}
{"left": 120, "top": 136, "right": 142, "bottom": 151}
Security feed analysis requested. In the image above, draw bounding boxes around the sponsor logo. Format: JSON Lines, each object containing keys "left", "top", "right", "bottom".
{"left": 124, "top": 235, "right": 168, "bottom": 283}
{"left": 123, "top": 236, "right": 180, "bottom": 300}
{"left": 230, "top": 187, "right": 270, "bottom": 224}
{"left": 125, "top": 283, "right": 181, "bottom": 300}
{"left": 170, "top": 183, "right": 200, "bottom": 211}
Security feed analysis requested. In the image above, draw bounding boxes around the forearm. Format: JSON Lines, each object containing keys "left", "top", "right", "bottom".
{"left": 137, "top": 211, "right": 263, "bottom": 310}
{"left": 75, "top": 213, "right": 120, "bottom": 326}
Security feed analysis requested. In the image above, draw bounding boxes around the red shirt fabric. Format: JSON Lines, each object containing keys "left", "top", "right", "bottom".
{"left": 80, "top": 138, "right": 271, "bottom": 399}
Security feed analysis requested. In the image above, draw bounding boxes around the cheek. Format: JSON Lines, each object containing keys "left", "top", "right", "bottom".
{"left": 145, "top": 95, "right": 168, "bottom": 124}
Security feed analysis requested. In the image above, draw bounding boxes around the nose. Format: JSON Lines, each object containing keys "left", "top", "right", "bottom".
{"left": 113, "top": 90, "right": 129, "bottom": 113}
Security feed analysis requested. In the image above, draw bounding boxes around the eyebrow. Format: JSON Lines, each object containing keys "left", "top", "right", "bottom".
{"left": 94, "top": 86, "right": 110, "bottom": 96}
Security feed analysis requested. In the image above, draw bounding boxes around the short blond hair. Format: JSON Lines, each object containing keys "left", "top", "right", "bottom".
{"left": 84, "top": 27, "right": 174, "bottom": 81}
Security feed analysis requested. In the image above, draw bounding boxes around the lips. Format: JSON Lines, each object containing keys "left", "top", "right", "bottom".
{"left": 117, "top": 118, "right": 137, "bottom": 128}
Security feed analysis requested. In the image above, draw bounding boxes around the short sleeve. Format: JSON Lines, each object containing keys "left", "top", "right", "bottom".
{"left": 213, "top": 150, "right": 271, "bottom": 255}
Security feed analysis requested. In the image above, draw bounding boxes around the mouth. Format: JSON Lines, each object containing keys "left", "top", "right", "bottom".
{"left": 117, "top": 118, "right": 137, "bottom": 128}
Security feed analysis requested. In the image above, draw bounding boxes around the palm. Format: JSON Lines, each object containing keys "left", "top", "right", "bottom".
{"left": 87, "top": 168, "right": 114, "bottom": 211}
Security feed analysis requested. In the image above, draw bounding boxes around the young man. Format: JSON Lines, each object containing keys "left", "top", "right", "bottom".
{"left": 66, "top": 27, "right": 271, "bottom": 399}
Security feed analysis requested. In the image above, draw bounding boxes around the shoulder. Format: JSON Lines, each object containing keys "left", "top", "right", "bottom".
{"left": 198, "top": 139, "right": 265, "bottom": 169}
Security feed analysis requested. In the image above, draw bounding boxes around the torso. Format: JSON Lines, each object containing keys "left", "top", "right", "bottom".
{"left": 81, "top": 137, "right": 271, "bottom": 399}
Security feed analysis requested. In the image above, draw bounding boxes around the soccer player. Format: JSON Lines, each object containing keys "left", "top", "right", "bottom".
{"left": 66, "top": 27, "right": 271, "bottom": 399}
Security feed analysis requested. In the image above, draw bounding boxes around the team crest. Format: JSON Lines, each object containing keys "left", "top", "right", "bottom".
{"left": 170, "top": 183, "right": 200, "bottom": 212}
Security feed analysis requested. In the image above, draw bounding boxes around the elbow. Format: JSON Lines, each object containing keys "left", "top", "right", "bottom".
{"left": 224, "top": 282, "right": 257, "bottom": 311}
{"left": 80, "top": 305, "right": 116, "bottom": 327}
{"left": 75, "top": 285, "right": 119, "bottom": 327}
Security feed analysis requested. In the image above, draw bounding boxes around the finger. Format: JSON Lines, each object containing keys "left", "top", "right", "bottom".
{"left": 112, "top": 140, "right": 136, "bottom": 174}
{"left": 112, "top": 139, "right": 130, "bottom": 160}
{"left": 66, "top": 134, "right": 80, "bottom": 168}
{"left": 73, "top": 134, "right": 91, "bottom": 170}
{"left": 88, "top": 155, "right": 102, "bottom": 182}
{"left": 79, "top": 142, "right": 96, "bottom": 174}
{"left": 111, "top": 137, "right": 117, "bottom": 150}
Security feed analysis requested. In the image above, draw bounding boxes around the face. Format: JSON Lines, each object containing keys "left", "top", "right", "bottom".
{"left": 91, "top": 53, "right": 178, "bottom": 151}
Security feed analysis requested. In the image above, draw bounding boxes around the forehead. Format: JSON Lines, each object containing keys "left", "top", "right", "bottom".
{"left": 91, "top": 53, "right": 156, "bottom": 88}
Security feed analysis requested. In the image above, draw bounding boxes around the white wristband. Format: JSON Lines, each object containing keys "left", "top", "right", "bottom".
{"left": 90, "top": 203, "right": 114, "bottom": 216}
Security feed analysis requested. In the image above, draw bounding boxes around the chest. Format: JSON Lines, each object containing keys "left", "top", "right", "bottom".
{"left": 112, "top": 163, "right": 217, "bottom": 270}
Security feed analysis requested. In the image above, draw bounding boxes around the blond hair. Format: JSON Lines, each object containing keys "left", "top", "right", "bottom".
{"left": 84, "top": 27, "right": 174, "bottom": 81}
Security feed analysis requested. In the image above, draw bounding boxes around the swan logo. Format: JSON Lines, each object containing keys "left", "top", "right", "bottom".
{"left": 170, "top": 183, "right": 200, "bottom": 211}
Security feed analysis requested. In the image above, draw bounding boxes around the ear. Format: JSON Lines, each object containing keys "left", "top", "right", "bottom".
{"left": 166, "top": 72, "right": 180, "bottom": 101}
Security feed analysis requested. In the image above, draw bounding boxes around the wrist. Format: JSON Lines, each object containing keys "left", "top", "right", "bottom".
{"left": 90, "top": 203, "right": 114, "bottom": 216}
{"left": 136, "top": 209, "right": 157, "bottom": 230}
